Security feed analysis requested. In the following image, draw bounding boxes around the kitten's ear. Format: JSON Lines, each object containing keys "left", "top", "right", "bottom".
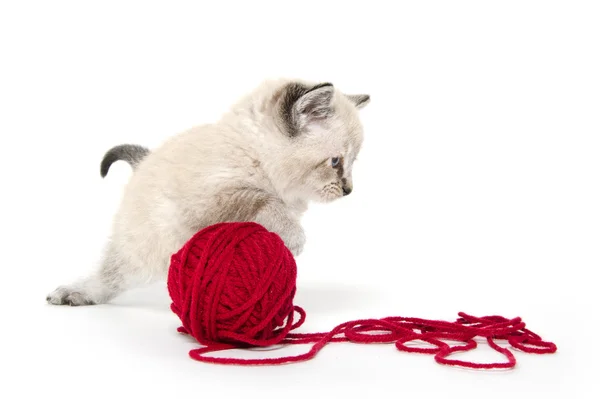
{"left": 346, "top": 94, "right": 371, "bottom": 109}
{"left": 279, "top": 82, "right": 335, "bottom": 136}
{"left": 295, "top": 83, "right": 335, "bottom": 121}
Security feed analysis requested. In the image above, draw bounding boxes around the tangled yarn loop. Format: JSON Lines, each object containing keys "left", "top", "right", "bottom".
{"left": 168, "top": 222, "right": 557, "bottom": 368}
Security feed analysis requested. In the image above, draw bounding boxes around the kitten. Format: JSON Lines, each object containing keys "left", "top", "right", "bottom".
{"left": 46, "top": 78, "right": 370, "bottom": 306}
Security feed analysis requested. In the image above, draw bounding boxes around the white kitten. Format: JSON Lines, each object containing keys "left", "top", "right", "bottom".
{"left": 47, "top": 78, "right": 370, "bottom": 306}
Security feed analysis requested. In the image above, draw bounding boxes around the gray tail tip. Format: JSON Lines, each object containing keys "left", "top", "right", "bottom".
{"left": 100, "top": 144, "right": 150, "bottom": 178}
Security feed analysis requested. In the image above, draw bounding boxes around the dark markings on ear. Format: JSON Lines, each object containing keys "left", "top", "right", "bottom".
{"left": 346, "top": 94, "right": 371, "bottom": 109}
{"left": 297, "top": 83, "right": 334, "bottom": 117}
{"left": 279, "top": 83, "right": 308, "bottom": 136}
{"left": 278, "top": 82, "right": 334, "bottom": 137}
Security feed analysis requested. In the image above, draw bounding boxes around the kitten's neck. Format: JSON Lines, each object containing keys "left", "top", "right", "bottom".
{"left": 219, "top": 89, "right": 310, "bottom": 218}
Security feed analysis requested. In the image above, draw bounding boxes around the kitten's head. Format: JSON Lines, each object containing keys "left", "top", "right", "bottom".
{"left": 269, "top": 81, "right": 370, "bottom": 203}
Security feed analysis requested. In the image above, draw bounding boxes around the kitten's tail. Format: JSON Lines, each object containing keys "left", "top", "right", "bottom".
{"left": 100, "top": 144, "right": 150, "bottom": 177}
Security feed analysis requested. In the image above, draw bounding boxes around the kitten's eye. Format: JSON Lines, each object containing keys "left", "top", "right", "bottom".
{"left": 331, "top": 157, "right": 340, "bottom": 167}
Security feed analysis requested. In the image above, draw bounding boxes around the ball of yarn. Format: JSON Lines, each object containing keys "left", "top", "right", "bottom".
{"left": 167, "top": 221, "right": 301, "bottom": 348}
{"left": 167, "top": 221, "right": 557, "bottom": 367}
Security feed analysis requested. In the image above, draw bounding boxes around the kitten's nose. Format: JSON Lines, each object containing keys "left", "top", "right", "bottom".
{"left": 343, "top": 186, "right": 352, "bottom": 196}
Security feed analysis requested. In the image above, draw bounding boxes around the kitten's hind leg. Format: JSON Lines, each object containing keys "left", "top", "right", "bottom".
{"left": 46, "top": 277, "right": 117, "bottom": 306}
{"left": 46, "top": 245, "right": 128, "bottom": 306}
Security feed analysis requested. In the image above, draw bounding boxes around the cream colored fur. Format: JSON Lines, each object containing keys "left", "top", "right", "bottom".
{"left": 47, "top": 78, "right": 370, "bottom": 306}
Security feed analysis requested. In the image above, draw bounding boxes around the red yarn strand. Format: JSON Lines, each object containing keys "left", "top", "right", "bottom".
{"left": 181, "top": 310, "right": 556, "bottom": 368}
{"left": 167, "top": 222, "right": 557, "bottom": 369}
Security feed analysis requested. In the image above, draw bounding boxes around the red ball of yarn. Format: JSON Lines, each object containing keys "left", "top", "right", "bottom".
{"left": 167, "top": 221, "right": 302, "bottom": 349}
{"left": 168, "top": 221, "right": 557, "bottom": 367}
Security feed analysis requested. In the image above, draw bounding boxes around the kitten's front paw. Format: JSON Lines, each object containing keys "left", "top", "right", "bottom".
{"left": 46, "top": 286, "right": 96, "bottom": 306}
{"left": 281, "top": 226, "right": 305, "bottom": 257}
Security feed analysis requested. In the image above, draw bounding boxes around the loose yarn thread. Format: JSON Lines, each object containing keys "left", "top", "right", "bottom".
{"left": 167, "top": 222, "right": 557, "bottom": 367}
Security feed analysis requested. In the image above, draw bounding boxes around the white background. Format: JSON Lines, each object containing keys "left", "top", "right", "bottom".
{"left": 1, "top": 1, "right": 598, "bottom": 398}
